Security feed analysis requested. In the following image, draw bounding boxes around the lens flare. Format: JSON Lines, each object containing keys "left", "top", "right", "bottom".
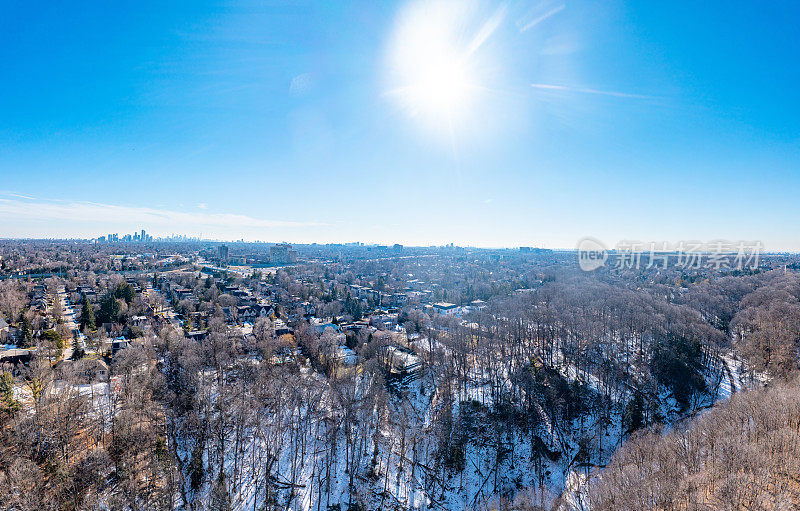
{"left": 385, "top": 1, "right": 502, "bottom": 133}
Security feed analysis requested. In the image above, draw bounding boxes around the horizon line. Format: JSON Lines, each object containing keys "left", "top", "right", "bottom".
{"left": 1, "top": 237, "right": 799, "bottom": 255}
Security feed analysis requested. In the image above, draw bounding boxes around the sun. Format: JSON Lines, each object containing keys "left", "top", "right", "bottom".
{"left": 390, "top": 31, "right": 473, "bottom": 121}
{"left": 403, "top": 49, "right": 471, "bottom": 119}
{"left": 385, "top": 1, "right": 494, "bottom": 130}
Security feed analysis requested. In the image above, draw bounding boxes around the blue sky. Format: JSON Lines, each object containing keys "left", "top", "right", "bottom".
{"left": 1, "top": 0, "right": 798, "bottom": 249}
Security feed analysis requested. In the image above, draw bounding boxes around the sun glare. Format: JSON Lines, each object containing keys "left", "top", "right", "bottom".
{"left": 386, "top": 1, "right": 496, "bottom": 131}
{"left": 403, "top": 49, "right": 471, "bottom": 118}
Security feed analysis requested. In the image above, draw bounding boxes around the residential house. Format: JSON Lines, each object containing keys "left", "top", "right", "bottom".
{"left": 240, "top": 304, "right": 274, "bottom": 323}
{"left": 76, "top": 358, "right": 109, "bottom": 382}
{"left": 432, "top": 302, "right": 459, "bottom": 315}
{"left": 379, "top": 345, "right": 423, "bottom": 376}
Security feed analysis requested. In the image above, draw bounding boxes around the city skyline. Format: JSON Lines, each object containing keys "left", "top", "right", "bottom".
{"left": 2, "top": 1, "right": 799, "bottom": 249}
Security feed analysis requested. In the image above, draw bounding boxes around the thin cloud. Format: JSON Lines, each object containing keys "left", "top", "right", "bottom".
{"left": 465, "top": 4, "right": 507, "bottom": 58}
{"left": 0, "top": 191, "right": 37, "bottom": 200}
{"left": 519, "top": 4, "right": 564, "bottom": 33}
{"left": 530, "top": 83, "right": 656, "bottom": 100}
{"left": 0, "top": 197, "right": 321, "bottom": 229}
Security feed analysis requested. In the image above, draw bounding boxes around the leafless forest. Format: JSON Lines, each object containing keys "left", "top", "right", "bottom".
{"left": 1, "top": 241, "right": 799, "bottom": 510}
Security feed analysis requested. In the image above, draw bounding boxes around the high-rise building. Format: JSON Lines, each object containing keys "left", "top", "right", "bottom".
{"left": 270, "top": 243, "right": 297, "bottom": 264}
{"left": 218, "top": 244, "right": 229, "bottom": 264}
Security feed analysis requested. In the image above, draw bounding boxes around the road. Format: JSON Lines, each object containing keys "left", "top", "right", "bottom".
{"left": 57, "top": 287, "right": 79, "bottom": 359}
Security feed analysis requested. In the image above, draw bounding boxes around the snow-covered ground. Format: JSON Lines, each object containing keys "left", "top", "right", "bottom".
{"left": 170, "top": 332, "right": 760, "bottom": 511}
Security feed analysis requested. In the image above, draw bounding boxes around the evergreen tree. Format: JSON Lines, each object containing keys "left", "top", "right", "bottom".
{"left": 113, "top": 283, "right": 136, "bottom": 304}
{"left": 41, "top": 329, "right": 64, "bottom": 350}
{"left": 19, "top": 313, "right": 33, "bottom": 348}
{"left": 97, "top": 293, "right": 121, "bottom": 325}
{"left": 623, "top": 391, "right": 645, "bottom": 434}
{"left": 71, "top": 337, "right": 85, "bottom": 359}
{"left": 80, "top": 294, "right": 96, "bottom": 331}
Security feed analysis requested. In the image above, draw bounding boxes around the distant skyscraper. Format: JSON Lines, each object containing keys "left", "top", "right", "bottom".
{"left": 218, "top": 244, "right": 229, "bottom": 264}
{"left": 141, "top": 229, "right": 146, "bottom": 241}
